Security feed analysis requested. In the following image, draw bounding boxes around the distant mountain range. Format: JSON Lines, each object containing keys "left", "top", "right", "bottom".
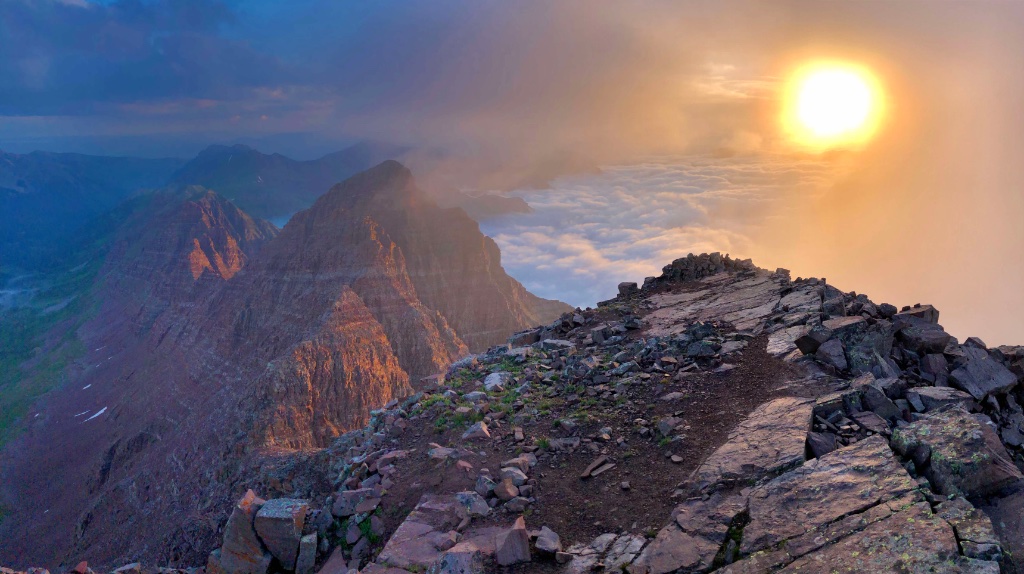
{"left": 0, "top": 161, "right": 569, "bottom": 567}
{"left": 0, "top": 143, "right": 539, "bottom": 272}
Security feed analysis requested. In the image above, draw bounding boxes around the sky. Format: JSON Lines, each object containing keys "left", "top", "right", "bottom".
{"left": 3, "top": 0, "right": 1024, "bottom": 344}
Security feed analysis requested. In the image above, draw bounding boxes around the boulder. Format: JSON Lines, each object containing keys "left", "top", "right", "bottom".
{"left": 950, "top": 347, "right": 1018, "bottom": 400}
{"left": 921, "top": 353, "right": 949, "bottom": 376}
{"left": 806, "top": 432, "right": 838, "bottom": 458}
{"left": 618, "top": 282, "right": 640, "bottom": 297}
{"left": 254, "top": 498, "right": 309, "bottom": 571}
{"left": 209, "top": 489, "right": 272, "bottom": 574}
{"left": 892, "top": 407, "right": 1024, "bottom": 498}
{"left": 494, "top": 517, "right": 530, "bottom": 566}
{"left": 897, "top": 317, "right": 951, "bottom": 354}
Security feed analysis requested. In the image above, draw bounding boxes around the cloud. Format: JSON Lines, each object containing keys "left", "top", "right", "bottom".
{"left": 481, "top": 155, "right": 840, "bottom": 307}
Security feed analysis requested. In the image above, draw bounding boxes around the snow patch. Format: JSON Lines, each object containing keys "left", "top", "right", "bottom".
{"left": 84, "top": 407, "right": 107, "bottom": 422}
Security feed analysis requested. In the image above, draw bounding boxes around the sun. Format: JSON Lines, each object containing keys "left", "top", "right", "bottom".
{"left": 783, "top": 62, "right": 883, "bottom": 149}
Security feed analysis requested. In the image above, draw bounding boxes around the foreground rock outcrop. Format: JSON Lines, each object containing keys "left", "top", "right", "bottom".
{"left": 5, "top": 252, "right": 1024, "bottom": 573}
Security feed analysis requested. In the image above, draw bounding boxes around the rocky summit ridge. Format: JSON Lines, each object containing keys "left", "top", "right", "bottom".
{"left": 7, "top": 251, "right": 1024, "bottom": 574}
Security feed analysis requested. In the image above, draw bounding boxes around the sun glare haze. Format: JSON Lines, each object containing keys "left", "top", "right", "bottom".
{"left": 784, "top": 63, "right": 884, "bottom": 149}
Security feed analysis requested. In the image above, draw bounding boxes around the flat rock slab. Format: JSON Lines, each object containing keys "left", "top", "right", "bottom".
{"left": 779, "top": 503, "right": 998, "bottom": 573}
{"left": 376, "top": 495, "right": 466, "bottom": 570}
{"left": 690, "top": 397, "right": 815, "bottom": 490}
{"left": 631, "top": 493, "right": 747, "bottom": 574}
{"left": 891, "top": 407, "right": 1023, "bottom": 498}
{"left": 766, "top": 325, "right": 809, "bottom": 359}
{"left": 741, "top": 435, "right": 918, "bottom": 555}
{"left": 646, "top": 273, "right": 795, "bottom": 336}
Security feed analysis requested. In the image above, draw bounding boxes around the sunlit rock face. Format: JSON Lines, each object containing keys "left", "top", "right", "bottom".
{"left": 0, "top": 161, "right": 569, "bottom": 569}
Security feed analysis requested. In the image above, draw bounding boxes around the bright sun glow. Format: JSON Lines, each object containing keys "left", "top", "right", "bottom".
{"left": 783, "top": 63, "right": 883, "bottom": 148}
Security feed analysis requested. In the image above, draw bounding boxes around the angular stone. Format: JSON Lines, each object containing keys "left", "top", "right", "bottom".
{"left": 493, "top": 478, "right": 519, "bottom": 501}
{"left": 315, "top": 547, "right": 348, "bottom": 574}
{"left": 690, "top": 397, "right": 814, "bottom": 490}
{"left": 461, "top": 421, "right": 490, "bottom": 441}
{"left": 814, "top": 339, "right": 847, "bottom": 371}
{"left": 454, "top": 491, "right": 490, "bottom": 517}
{"left": 254, "top": 498, "right": 309, "bottom": 571}
{"left": 892, "top": 407, "right": 1023, "bottom": 498}
{"left": 950, "top": 347, "right": 1018, "bottom": 400}
{"left": 806, "top": 432, "right": 838, "bottom": 458}
{"left": 534, "top": 526, "right": 562, "bottom": 555}
{"left": 860, "top": 381, "right": 901, "bottom": 420}
{"left": 213, "top": 490, "right": 272, "bottom": 574}
{"left": 499, "top": 467, "right": 528, "bottom": 486}
{"left": 906, "top": 386, "right": 974, "bottom": 412}
{"left": 897, "top": 317, "right": 951, "bottom": 354}
{"left": 494, "top": 516, "right": 530, "bottom": 566}
{"left": 628, "top": 525, "right": 713, "bottom": 574}
{"left": 980, "top": 491, "right": 1024, "bottom": 573}
{"left": 332, "top": 488, "right": 381, "bottom": 518}
{"left": 618, "top": 282, "right": 640, "bottom": 297}
{"left": 427, "top": 547, "right": 484, "bottom": 574}
{"left": 921, "top": 353, "right": 949, "bottom": 376}
{"left": 295, "top": 534, "right": 317, "bottom": 574}
{"left": 741, "top": 436, "right": 917, "bottom": 555}
{"left": 895, "top": 304, "right": 940, "bottom": 324}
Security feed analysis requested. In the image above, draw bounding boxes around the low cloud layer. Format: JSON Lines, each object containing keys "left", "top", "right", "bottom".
{"left": 482, "top": 156, "right": 839, "bottom": 306}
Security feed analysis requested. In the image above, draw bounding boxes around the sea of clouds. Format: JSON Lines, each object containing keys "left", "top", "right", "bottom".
{"left": 480, "top": 155, "right": 840, "bottom": 308}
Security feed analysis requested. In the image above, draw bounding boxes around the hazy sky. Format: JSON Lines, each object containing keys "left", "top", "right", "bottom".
{"left": 4, "top": 0, "right": 1024, "bottom": 344}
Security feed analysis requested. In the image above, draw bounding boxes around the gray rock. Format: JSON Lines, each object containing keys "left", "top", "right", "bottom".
{"left": 494, "top": 517, "right": 530, "bottom": 566}
{"left": 461, "top": 422, "right": 490, "bottom": 441}
{"left": 690, "top": 397, "right": 814, "bottom": 490}
{"left": 499, "top": 467, "right": 528, "bottom": 486}
{"left": 897, "top": 318, "right": 951, "bottom": 354}
{"left": 454, "top": 491, "right": 490, "bottom": 517}
{"left": 535, "top": 527, "right": 562, "bottom": 554}
{"left": 921, "top": 353, "right": 949, "bottom": 376}
{"left": 603, "top": 534, "right": 646, "bottom": 570}
{"left": 483, "top": 372, "right": 511, "bottom": 391}
{"left": 253, "top": 498, "right": 309, "bottom": 571}
{"left": 541, "top": 339, "right": 576, "bottom": 352}
{"left": 814, "top": 339, "right": 847, "bottom": 371}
